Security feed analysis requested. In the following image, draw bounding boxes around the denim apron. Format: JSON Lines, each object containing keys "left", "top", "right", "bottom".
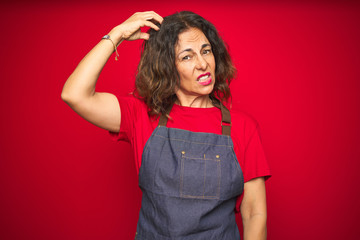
{"left": 135, "top": 101, "right": 244, "bottom": 239}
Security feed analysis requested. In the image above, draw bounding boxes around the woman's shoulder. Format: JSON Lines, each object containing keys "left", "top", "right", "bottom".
{"left": 230, "top": 108, "right": 259, "bottom": 130}
{"left": 115, "top": 93, "right": 150, "bottom": 115}
{"left": 116, "top": 93, "right": 147, "bottom": 107}
{"left": 229, "top": 107, "right": 262, "bottom": 145}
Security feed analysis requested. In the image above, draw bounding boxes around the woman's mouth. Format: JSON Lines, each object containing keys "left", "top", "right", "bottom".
{"left": 197, "top": 73, "right": 212, "bottom": 86}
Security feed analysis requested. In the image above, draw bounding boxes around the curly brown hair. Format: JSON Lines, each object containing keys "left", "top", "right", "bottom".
{"left": 135, "top": 11, "right": 236, "bottom": 116}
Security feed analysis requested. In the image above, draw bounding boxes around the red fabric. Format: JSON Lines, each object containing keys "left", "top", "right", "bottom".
{"left": 110, "top": 95, "right": 271, "bottom": 212}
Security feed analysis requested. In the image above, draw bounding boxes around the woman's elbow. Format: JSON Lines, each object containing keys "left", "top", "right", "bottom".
{"left": 61, "top": 90, "right": 75, "bottom": 105}
{"left": 61, "top": 89, "right": 70, "bottom": 103}
{"left": 61, "top": 82, "right": 83, "bottom": 106}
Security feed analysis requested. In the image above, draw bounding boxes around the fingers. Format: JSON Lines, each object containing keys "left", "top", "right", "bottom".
{"left": 139, "top": 32, "right": 150, "bottom": 40}
{"left": 143, "top": 20, "right": 160, "bottom": 31}
{"left": 143, "top": 11, "right": 163, "bottom": 25}
{"left": 134, "top": 11, "right": 163, "bottom": 31}
{"left": 138, "top": 11, "right": 162, "bottom": 40}
{"left": 116, "top": 11, "right": 163, "bottom": 42}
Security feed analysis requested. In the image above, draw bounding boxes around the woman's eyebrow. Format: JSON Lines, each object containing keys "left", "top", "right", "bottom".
{"left": 201, "top": 43, "right": 211, "bottom": 49}
{"left": 178, "top": 48, "right": 193, "bottom": 56}
{"left": 177, "top": 43, "right": 211, "bottom": 57}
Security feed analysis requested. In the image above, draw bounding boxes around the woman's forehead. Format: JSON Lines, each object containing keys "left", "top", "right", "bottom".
{"left": 175, "top": 28, "right": 210, "bottom": 52}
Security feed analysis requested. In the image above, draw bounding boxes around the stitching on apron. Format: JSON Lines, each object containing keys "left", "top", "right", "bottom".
{"left": 182, "top": 156, "right": 221, "bottom": 161}
{"left": 180, "top": 152, "right": 184, "bottom": 197}
{"left": 141, "top": 187, "right": 222, "bottom": 200}
{"left": 218, "top": 157, "right": 221, "bottom": 197}
{"left": 229, "top": 145, "right": 242, "bottom": 175}
{"left": 203, "top": 155, "right": 206, "bottom": 198}
{"left": 180, "top": 195, "right": 219, "bottom": 199}
{"left": 154, "top": 134, "right": 232, "bottom": 147}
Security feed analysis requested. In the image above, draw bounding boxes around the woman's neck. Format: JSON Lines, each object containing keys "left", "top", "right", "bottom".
{"left": 175, "top": 94, "right": 213, "bottom": 108}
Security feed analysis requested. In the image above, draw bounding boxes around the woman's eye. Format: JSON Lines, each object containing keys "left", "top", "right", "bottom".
{"left": 203, "top": 49, "right": 211, "bottom": 54}
{"left": 182, "top": 55, "right": 191, "bottom": 60}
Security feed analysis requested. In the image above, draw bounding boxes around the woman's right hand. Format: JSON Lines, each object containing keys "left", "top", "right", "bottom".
{"left": 108, "top": 11, "right": 163, "bottom": 45}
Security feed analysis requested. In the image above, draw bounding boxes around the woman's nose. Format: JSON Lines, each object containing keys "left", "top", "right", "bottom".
{"left": 195, "top": 55, "right": 207, "bottom": 70}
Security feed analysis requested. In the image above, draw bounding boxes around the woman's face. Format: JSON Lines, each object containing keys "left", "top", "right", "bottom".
{"left": 174, "top": 27, "right": 216, "bottom": 102}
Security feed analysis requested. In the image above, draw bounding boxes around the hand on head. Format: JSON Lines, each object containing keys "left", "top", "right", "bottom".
{"left": 108, "top": 11, "right": 163, "bottom": 46}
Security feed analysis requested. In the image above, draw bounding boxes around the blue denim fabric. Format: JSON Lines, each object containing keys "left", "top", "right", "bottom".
{"left": 136, "top": 126, "right": 244, "bottom": 239}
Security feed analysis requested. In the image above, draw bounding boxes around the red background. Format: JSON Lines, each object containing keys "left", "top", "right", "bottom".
{"left": 1, "top": 0, "right": 360, "bottom": 239}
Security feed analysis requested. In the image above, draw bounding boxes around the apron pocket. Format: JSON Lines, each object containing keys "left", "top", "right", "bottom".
{"left": 180, "top": 153, "right": 221, "bottom": 199}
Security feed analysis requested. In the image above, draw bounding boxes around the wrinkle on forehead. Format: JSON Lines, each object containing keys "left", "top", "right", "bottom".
{"left": 175, "top": 27, "right": 210, "bottom": 52}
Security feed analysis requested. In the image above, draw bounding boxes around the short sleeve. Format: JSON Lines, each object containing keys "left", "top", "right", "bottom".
{"left": 108, "top": 95, "right": 156, "bottom": 173}
{"left": 109, "top": 95, "right": 141, "bottom": 142}
{"left": 243, "top": 125, "right": 271, "bottom": 183}
{"left": 235, "top": 121, "right": 271, "bottom": 213}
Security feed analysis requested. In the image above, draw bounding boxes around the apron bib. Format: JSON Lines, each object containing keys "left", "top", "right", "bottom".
{"left": 136, "top": 101, "right": 244, "bottom": 240}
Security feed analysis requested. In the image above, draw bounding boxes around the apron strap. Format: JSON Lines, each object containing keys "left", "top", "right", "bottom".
{"left": 158, "top": 99, "right": 231, "bottom": 136}
{"left": 212, "top": 99, "right": 231, "bottom": 136}
{"left": 158, "top": 104, "right": 173, "bottom": 127}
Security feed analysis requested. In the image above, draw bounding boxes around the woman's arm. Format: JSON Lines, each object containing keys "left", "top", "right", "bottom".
{"left": 241, "top": 177, "right": 268, "bottom": 240}
{"left": 61, "top": 11, "right": 163, "bottom": 132}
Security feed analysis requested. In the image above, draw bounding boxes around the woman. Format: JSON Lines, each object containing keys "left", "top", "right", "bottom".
{"left": 62, "top": 11, "right": 271, "bottom": 240}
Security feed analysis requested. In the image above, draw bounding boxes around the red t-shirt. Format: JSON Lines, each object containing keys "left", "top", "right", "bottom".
{"left": 110, "top": 95, "right": 271, "bottom": 212}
